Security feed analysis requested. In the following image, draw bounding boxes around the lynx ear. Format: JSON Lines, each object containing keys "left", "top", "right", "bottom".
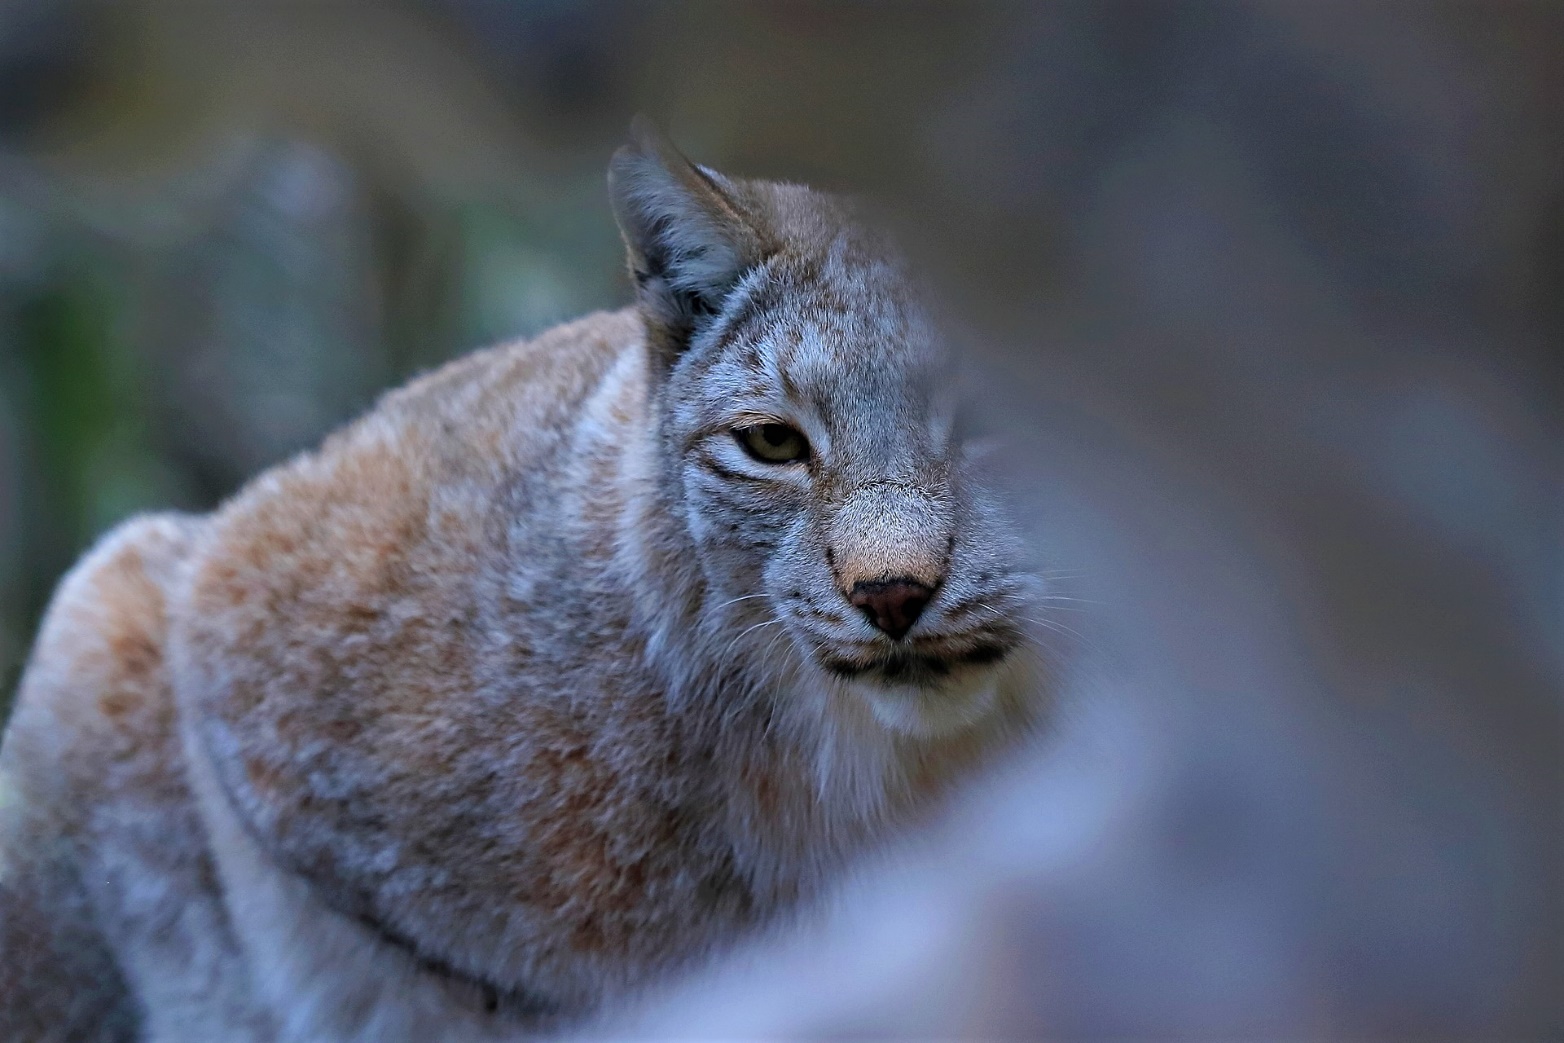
{"left": 608, "top": 117, "right": 768, "bottom": 369}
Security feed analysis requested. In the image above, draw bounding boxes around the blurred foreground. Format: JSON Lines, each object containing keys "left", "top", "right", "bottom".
{"left": 1, "top": 2, "right": 1559, "bottom": 1038}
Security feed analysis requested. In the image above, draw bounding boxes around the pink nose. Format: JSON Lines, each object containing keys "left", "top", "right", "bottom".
{"left": 848, "top": 579, "right": 933, "bottom": 640}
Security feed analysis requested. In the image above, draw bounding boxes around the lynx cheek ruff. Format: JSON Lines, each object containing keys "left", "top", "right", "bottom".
{"left": 0, "top": 120, "right": 1046, "bottom": 1038}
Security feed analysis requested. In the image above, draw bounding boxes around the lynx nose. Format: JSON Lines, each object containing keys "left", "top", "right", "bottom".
{"left": 849, "top": 579, "right": 933, "bottom": 640}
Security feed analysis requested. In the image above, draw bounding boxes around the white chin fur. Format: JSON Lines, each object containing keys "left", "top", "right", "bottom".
{"left": 853, "top": 669, "right": 1001, "bottom": 739}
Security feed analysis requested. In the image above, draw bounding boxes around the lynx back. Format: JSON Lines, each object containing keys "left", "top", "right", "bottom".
{"left": 0, "top": 121, "right": 1049, "bottom": 1041}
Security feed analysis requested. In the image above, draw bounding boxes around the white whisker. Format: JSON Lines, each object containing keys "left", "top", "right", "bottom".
{"left": 717, "top": 618, "right": 782, "bottom": 663}
{"left": 712, "top": 592, "right": 773, "bottom": 613}
{"left": 1017, "top": 614, "right": 1084, "bottom": 641}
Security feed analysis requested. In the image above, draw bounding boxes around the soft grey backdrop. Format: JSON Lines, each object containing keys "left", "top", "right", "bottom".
{"left": 1, "top": 2, "right": 1558, "bottom": 1037}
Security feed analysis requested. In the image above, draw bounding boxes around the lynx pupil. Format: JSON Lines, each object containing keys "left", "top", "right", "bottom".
{"left": 738, "top": 423, "right": 809, "bottom": 464}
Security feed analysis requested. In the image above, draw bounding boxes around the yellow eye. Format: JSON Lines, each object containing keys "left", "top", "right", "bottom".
{"left": 736, "top": 423, "right": 810, "bottom": 464}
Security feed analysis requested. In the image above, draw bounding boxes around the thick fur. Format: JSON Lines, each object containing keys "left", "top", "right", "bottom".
{"left": 0, "top": 125, "right": 1044, "bottom": 1040}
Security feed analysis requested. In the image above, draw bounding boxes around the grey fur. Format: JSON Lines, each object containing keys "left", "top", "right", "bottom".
{"left": 0, "top": 125, "right": 1046, "bottom": 1040}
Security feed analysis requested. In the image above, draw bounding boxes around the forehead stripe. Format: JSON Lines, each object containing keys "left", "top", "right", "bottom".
{"left": 708, "top": 268, "right": 782, "bottom": 356}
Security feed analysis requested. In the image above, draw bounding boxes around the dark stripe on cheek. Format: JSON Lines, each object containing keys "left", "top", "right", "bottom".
{"left": 954, "top": 643, "right": 1010, "bottom": 666}
{"left": 697, "top": 449, "right": 772, "bottom": 485}
{"left": 821, "top": 656, "right": 873, "bottom": 678}
{"left": 940, "top": 595, "right": 992, "bottom": 622}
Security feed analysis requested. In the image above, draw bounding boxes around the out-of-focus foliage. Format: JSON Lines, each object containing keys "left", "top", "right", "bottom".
{"left": 0, "top": 0, "right": 642, "bottom": 698}
{"left": 0, "top": 1, "right": 1559, "bottom": 1037}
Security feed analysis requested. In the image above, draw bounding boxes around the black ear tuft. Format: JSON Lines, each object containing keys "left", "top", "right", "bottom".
{"left": 608, "top": 117, "right": 767, "bottom": 370}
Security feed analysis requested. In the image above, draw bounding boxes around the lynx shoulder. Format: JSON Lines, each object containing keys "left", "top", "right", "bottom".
{"left": 0, "top": 121, "right": 1047, "bottom": 1040}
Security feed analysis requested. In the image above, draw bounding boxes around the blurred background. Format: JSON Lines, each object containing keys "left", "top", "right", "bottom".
{"left": 0, "top": 1, "right": 1558, "bottom": 1038}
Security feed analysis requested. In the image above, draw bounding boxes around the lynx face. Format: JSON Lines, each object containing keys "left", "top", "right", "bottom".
{"left": 611, "top": 124, "right": 1031, "bottom": 736}
{"left": 674, "top": 273, "right": 1027, "bottom": 735}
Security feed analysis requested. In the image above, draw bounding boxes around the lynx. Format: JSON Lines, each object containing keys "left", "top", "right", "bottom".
{"left": 0, "top": 121, "right": 1045, "bottom": 1041}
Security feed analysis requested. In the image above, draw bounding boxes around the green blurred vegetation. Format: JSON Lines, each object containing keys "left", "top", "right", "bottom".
{"left": 1, "top": 2, "right": 1559, "bottom": 1031}
{"left": 0, "top": 178, "right": 624, "bottom": 711}
{"left": 3, "top": 268, "right": 178, "bottom": 700}
{"left": 0, "top": 0, "right": 959, "bottom": 712}
{"left": 19, "top": 272, "right": 173, "bottom": 537}
{"left": 0, "top": 0, "right": 653, "bottom": 709}
{"left": 0, "top": 0, "right": 1069, "bottom": 710}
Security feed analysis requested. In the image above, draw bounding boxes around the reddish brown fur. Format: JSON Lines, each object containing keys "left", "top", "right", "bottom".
{"left": 1, "top": 132, "right": 1041, "bottom": 1040}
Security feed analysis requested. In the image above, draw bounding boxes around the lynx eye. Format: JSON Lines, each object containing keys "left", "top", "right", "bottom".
{"left": 735, "top": 423, "right": 810, "bottom": 464}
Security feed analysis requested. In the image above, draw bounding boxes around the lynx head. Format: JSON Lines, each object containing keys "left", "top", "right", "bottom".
{"left": 609, "top": 120, "right": 1034, "bottom": 739}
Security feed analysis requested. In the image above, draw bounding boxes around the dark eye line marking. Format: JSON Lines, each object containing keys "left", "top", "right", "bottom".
{"left": 695, "top": 447, "right": 775, "bottom": 484}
